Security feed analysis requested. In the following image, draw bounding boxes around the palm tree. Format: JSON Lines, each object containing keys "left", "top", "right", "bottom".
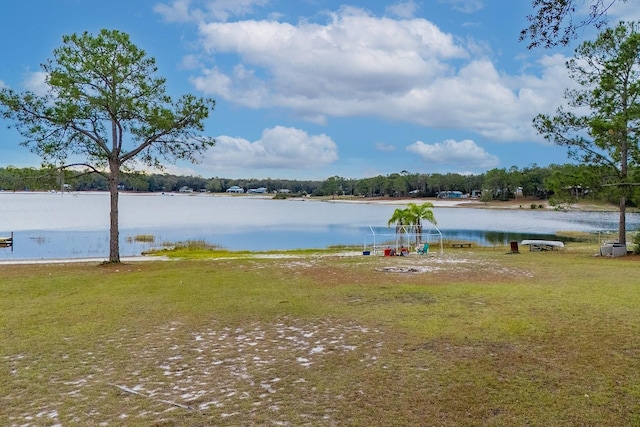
{"left": 388, "top": 202, "right": 438, "bottom": 248}
{"left": 406, "top": 202, "right": 437, "bottom": 246}
{"left": 387, "top": 207, "right": 412, "bottom": 248}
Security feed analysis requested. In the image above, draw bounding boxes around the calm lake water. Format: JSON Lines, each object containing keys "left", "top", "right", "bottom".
{"left": 1, "top": 192, "right": 638, "bottom": 260}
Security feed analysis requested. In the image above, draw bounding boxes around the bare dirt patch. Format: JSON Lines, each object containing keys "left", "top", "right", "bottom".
{"left": 5, "top": 318, "right": 385, "bottom": 426}
{"left": 279, "top": 253, "right": 534, "bottom": 287}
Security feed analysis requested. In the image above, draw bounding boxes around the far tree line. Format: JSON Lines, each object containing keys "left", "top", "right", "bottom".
{"left": 1, "top": 163, "right": 638, "bottom": 208}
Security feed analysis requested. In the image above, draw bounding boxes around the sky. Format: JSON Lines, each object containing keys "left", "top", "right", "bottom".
{"left": 1, "top": 0, "right": 640, "bottom": 181}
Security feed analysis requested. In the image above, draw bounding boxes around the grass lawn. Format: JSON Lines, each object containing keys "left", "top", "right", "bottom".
{"left": 1, "top": 244, "right": 639, "bottom": 426}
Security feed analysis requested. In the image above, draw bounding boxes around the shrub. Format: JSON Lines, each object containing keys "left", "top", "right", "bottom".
{"left": 632, "top": 230, "right": 640, "bottom": 254}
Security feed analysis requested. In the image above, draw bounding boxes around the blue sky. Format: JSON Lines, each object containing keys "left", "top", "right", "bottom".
{"left": 1, "top": 0, "right": 639, "bottom": 180}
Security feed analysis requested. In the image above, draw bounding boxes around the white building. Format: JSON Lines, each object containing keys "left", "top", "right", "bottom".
{"left": 226, "top": 185, "right": 245, "bottom": 193}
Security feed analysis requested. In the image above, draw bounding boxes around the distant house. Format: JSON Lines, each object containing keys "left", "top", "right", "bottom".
{"left": 247, "top": 187, "right": 267, "bottom": 194}
{"left": 226, "top": 185, "right": 245, "bottom": 193}
{"left": 179, "top": 186, "right": 194, "bottom": 193}
{"left": 278, "top": 189, "right": 292, "bottom": 194}
{"left": 437, "top": 190, "right": 465, "bottom": 199}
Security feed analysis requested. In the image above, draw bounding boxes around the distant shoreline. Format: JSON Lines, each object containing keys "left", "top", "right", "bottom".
{"left": 1, "top": 190, "right": 625, "bottom": 212}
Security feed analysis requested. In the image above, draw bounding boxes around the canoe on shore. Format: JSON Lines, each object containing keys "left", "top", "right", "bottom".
{"left": 520, "top": 239, "right": 564, "bottom": 251}
{"left": 0, "top": 232, "right": 13, "bottom": 245}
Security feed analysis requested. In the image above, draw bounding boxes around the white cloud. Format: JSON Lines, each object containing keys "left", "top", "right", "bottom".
{"left": 202, "top": 126, "right": 338, "bottom": 174}
{"left": 154, "top": 0, "right": 269, "bottom": 22}
{"left": 154, "top": 0, "right": 196, "bottom": 23}
{"left": 180, "top": 54, "right": 202, "bottom": 70}
{"left": 441, "top": 0, "right": 484, "bottom": 14}
{"left": 192, "top": 7, "right": 468, "bottom": 117}
{"left": 191, "top": 64, "right": 268, "bottom": 109}
{"left": 407, "top": 139, "right": 499, "bottom": 170}
{"left": 0, "top": 80, "right": 6, "bottom": 89}
{"left": 375, "top": 141, "right": 396, "bottom": 152}
{"left": 178, "top": 5, "right": 572, "bottom": 142}
{"left": 386, "top": 0, "right": 420, "bottom": 18}
{"left": 23, "top": 71, "right": 49, "bottom": 96}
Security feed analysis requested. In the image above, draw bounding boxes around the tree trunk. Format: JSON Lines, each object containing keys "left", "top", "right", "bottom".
{"left": 619, "top": 195, "right": 626, "bottom": 246}
{"left": 108, "top": 159, "right": 121, "bottom": 263}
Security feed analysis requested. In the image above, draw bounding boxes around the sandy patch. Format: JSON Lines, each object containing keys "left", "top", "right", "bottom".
{"left": 318, "top": 197, "right": 478, "bottom": 207}
{"left": 5, "top": 318, "right": 384, "bottom": 426}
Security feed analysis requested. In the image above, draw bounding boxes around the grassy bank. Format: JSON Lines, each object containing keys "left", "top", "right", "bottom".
{"left": 1, "top": 245, "right": 639, "bottom": 426}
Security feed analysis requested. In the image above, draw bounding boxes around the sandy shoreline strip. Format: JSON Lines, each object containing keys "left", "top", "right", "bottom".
{"left": 0, "top": 255, "right": 170, "bottom": 266}
{"left": 329, "top": 198, "right": 479, "bottom": 207}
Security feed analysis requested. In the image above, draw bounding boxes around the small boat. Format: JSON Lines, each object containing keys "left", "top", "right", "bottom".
{"left": 0, "top": 232, "right": 13, "bottom": 247}
{"left": 520, "top": 239, "right": 564, "bottom": 251}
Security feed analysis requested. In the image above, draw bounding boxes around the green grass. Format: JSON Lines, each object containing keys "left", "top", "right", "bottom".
{"left": 1, "top": 245, "right": 639, "bottom": 426}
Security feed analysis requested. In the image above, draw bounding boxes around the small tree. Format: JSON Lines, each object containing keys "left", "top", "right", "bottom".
{"left": 533, "top": 21, "right": 640, "bottom": 245}
{"left": 387, "top": 207, "right": 412, "bottom": 248}
{"left": 387, "top": 202, "right": 437, "bottom": 247}
{"left": 0, "top": 29, "right": 216, "bottom": 262}
{"left": 406, "top": 202, "right": 437, "bottom": 245}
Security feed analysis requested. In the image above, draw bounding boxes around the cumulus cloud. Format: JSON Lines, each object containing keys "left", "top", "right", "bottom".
{"left": 192, "top": 7, "right": 468, "bottom": 114}
{"left": 202, "top": 126, "right": 338, "bottom": 174}
{"left": 407, "top": 139, "right": 499, "bottom": 170}
{"left": 165, "top": 4, "right": 571, "bottom": 142}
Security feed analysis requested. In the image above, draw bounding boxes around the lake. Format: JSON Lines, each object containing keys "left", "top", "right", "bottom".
{"left": 1, "top": 192, "right": 638, "bottom": 260}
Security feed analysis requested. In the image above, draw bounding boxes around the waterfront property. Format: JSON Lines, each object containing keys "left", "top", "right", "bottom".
{"left": 226, "top": 185, "right": 245, "bottom": 193}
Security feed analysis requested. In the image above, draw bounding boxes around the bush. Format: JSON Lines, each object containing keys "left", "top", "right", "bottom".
{"left": 632, "top": 230, "right": 640, "bottom": 254}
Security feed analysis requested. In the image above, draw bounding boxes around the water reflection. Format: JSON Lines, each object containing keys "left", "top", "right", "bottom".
{"left": 0, "top": 192, "right": 638, "bottom": 260}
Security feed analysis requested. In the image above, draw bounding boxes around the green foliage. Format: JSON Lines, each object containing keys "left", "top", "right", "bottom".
{"left": 533, "top": 21, "right": 640, "bottom": 244}
{"left": 633, "top": 230, "right": 640, "bottom": 254}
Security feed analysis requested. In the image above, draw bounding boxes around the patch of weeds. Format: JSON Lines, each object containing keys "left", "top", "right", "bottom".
{"left": 126, "top": 234, "right": 155, "bottom": 243}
